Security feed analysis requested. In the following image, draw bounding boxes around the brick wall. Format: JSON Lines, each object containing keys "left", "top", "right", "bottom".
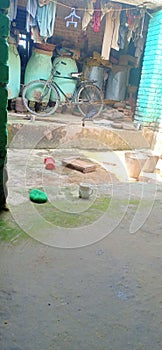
{"left": 54, "top": 16, "right": 104, "bottom": 52}
{"left": 17, "top": 0, "right": 104, "bottom": 53}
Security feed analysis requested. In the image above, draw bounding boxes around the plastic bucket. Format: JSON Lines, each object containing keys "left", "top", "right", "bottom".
{"left": 125, "top": 152, "right": 148, "bottom": 179}
{"left": 142, "top": 154, "right": 159, "bottom": 173}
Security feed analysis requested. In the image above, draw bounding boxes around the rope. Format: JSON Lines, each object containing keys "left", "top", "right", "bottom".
{"left": 49, "top": 0, "right": 144, "bottom": 13}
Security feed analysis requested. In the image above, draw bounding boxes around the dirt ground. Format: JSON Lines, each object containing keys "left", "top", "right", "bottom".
{"left": 0, "top": 178, "right": 162, "bottom": 349}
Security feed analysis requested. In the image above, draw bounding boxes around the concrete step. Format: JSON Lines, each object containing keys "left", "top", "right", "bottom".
{"left": 8, "top": 112, "right": 154, "bottom": 151}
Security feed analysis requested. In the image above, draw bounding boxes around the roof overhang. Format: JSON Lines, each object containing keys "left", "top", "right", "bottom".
{"left": 111, "top": 0, "right": 162, "bottom": 10}
{"left": 17, "top": 0, "right": 162, "bottom": 11}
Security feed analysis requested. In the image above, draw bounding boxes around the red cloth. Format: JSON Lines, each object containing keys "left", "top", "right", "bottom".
{"left": 92, "top": 0, "right": 101, "bottom": 33}
{"left": 126, "top": 9, "right": 133, "bottom": 28}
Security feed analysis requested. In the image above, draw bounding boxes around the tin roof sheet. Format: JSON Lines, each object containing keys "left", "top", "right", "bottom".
{"left": 111, "top": 0, "right": 162, "bottom": 10}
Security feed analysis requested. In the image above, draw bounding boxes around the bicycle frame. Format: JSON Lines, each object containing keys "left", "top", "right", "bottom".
{"left": 43, "top": 68, "right": 96, "bottom": 105}
{"left": 22, "top": 61, "right": 103, "bottom": 118}
{"left": 51, "top": 74, "right": 79, "bottom": 103}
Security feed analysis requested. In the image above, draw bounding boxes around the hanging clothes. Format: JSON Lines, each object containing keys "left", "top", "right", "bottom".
{"left": 26, "top": 0, "right": 38, "bottom": 32}
{"left": 37, "top": 1, "right": 57, "bottom": 39}
{"left": 101, "top": 5, "right": 121, "bottom": 61}
{"left": 31, "top": 26, "right": 42, "bottom": 43}
{"left": 134, "top": 10, "right": 146, "bottom": 65}
{"left": 38, "top": 0, "right": 51, "bottom": 5}
{"left": 82, "top": 0, "right": 94, "bottom": 31}
{"left": 92, "top": 0, "right": 101, "bottom": 33}
{"left": 9, "top": 0, "right": 18, "bottom": 22}
{"left": 118, "top": 6, "right": 128, "bottom": 50}
{"left": 100, "top": 0, "right": 111, "bottom": 20}
{"left": 126, "top": 9, "right": 141, "bottom": 44}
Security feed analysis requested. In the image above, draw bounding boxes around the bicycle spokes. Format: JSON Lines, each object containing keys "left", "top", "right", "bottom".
{"left": 23, "top": 80, "right": 59, "bottom": 116}
{"left": 77, "top": 84, "right": 103, "bottom": 118}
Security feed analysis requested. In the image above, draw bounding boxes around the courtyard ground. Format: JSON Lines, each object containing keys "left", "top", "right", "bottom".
{"left": 0, "top": 111, "right": 162, "bottom": 350}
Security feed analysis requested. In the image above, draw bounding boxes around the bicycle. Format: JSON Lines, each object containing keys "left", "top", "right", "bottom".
{"left": 22, "top": 60, "right": 104, "bottom": 118}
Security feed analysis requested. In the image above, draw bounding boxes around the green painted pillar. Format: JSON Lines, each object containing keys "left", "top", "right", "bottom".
{"left": 0, "top": 0, "right": 10, "bottom": 210}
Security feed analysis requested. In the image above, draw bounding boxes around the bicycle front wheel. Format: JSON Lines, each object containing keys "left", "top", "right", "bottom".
{"left": 76, "top": 84, "right": 103, "bottom": 118}
{"left": 22, "top": 80, "right": 60, "bottom": 117}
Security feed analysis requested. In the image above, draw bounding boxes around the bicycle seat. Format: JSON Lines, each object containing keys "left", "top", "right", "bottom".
{"left": 90, "top": 79, "right": 97, "bottom": 83}
{"left": 71, "top": 72, "right": 83, "bottom": 78}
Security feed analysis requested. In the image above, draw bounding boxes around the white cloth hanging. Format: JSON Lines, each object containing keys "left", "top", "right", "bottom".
{"left": 82, "top": 0, "right": 94, "bottom": 31}
{"left": 101, "top": 5, "right": 121, "bottom": 60}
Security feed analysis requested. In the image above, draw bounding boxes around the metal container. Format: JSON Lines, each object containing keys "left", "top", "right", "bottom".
{"left": 24, "top": 48, "right": 53, "bottom": 102}
{"left": 53, "top": 57, "right": 78, "bottom": 102}
{"left": 83, "top": 65, "right": 104, "bottom": 90}
{"left": 24, "top": 48, "right": 53, "bottom": 85}
{"left": 8, "top": 42, "right": 21, "bottom": 99}
{"left": 105, "top": 68, "right": 127, "bottom": 101}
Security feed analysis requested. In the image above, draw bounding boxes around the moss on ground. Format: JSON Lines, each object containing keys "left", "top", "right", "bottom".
{"left": 0, "top": 196, "right": 159, "bottom": 242}
{"left": 0, "top": 195, "right": 110, "bottom": 241}
{"left": 0, "top": 212, "right": 27, "bottom": 242}
{"left": 35, "top": 194, "right": 110, "bottom": 228}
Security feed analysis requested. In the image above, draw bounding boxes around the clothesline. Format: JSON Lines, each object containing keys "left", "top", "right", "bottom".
{"left": 49, "top": 0, "right": 158, "bottom": 23}
{"left": 49, "top": 0, "right": 144, "bottom": 13}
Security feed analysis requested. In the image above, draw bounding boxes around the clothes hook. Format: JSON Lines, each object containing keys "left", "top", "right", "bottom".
{"left": 64, "top": 7, "right": 81, "bottom": 28}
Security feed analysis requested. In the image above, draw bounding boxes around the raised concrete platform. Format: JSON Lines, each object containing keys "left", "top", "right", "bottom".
{"left": 8, "top": 112, "right": 155, "bottom": 151}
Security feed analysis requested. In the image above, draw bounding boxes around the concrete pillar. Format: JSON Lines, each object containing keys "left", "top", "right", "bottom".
{"left": 0, "top": 0, "right": 10, "bottom": 210}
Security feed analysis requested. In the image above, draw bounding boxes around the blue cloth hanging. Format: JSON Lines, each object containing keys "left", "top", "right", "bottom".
{"left": 37, "top": 1, "right": 57, "bottom": 38}
{"left": 26, "top": 0, "right": 38, "bottom": 32}
{"left": 9, "top": 0, "right": 18, "bottom": 21}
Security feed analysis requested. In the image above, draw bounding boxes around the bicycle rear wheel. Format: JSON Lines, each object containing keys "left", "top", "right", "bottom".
{"left": 22, "top": 80, "right": 60, "bottom": 117}
{"left": 76, "top": 84, "right": 103, "bottom": 118}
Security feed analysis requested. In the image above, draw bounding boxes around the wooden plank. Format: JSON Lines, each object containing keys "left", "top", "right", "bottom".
{"left": 62, "top": 157, "right": 96, "bottom": 173}
{"left": 103, "top": 99, "right": 118, "bottom": 105}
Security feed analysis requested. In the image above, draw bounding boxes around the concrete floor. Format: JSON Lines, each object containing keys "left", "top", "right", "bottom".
{"left": 0, "top": 111, "right": 162, "bottom": 349}
{"left": 0, "top": 182, "right": 162, "bottom": 350}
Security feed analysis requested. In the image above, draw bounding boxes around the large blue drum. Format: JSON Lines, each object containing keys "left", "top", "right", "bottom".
{"left": 24, "top": 48, "right": 53, "bottom": 102}
{"left": 53, "top": 57, "right": 78, "bottom": 102}
{"left": 8, "top": 40, "right": 21, "bottom": 99}
{"left": 24, "top": 48, "right": 53, "bottom": 84}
